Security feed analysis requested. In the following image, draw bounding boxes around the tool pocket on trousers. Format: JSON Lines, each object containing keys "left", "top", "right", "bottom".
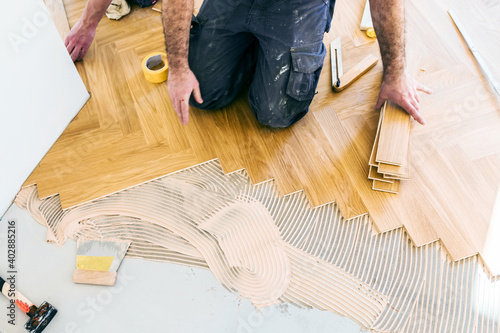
{"left": 286, "top": 42, "right": 326, "bottom": 102}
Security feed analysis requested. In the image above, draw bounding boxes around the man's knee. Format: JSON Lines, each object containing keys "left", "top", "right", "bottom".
{"left": 248, "top": 40, "right": 326, "bottom": 128}
{"left": 248, "top": 94, "right": 310, "bottom": 128}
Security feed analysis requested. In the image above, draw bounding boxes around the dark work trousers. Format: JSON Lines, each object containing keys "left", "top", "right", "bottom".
{"left": 188, "top": 0, "right": 335, "bottom": 128}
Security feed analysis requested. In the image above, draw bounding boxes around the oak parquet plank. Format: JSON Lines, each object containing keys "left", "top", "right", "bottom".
{"left": 376, "top": 101, "right": 410, "bottom": 166}
{"left": 368, "top": 105, "right": 383, "bottom": 167}
{"left": 368, "top": 166, "right": 394, "bottom": 184}
{"left": 378, "top": 158, "right": 409, "bottom": 179}
{"left": 80, "top": 40, "right": 119, "bottom": 128}
{"left": 100, "top": 43, "right": 142, "bottom": 136}
{"left": 372, "top": 179, "right": 399, "bottom": 194}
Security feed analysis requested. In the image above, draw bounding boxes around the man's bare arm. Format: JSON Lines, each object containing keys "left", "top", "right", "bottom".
{"left": 163, "top": 0, "right": 203, "bottom": 125}
{"left": 65, "top": 0, "right": 112, "bottom": 61}
{"left": 370, "top": 0, "right": 432, "bottom": 124}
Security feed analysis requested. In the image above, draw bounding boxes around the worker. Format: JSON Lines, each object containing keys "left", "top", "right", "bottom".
{"left": 164, "top": 0, "right": 432, "bottom": 127}
{"left": 66, "top": 0, "right": 432, "bottom": 128}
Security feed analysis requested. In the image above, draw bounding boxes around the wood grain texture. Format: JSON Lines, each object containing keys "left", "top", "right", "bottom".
{"left": 372, "top": 179, "right": 400, "bottom": 194}
{"left": 333, "top": 55, "right": 378, "bottom": 92}
{"left": 24, "top": 0, "right": 500, "bottom": 273}
{"left": 376, "top": 101, "right": 410, "bottom": 166}
{"left": 368, "top": 105, "right": 383, "bottom": 167}
{"left": 378, "top": 151, "right": 410, "bottom": 179}
{"left": 369, "top": 103, "right": 409, "bottom": 181}
{"left": 44, "top": 0, "right": 71, "bottom": 40}
{"left": 368, "top": 166, "right": 394, "bottom": 184}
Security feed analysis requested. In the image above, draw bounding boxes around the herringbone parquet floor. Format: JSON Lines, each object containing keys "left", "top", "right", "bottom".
{"left": 28, "top": 0, "right": 500, "bottom": 273}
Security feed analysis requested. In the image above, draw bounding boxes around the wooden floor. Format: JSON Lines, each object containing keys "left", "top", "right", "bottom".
{"left": 29, "top": 0, "right": 500, "bottom": 273}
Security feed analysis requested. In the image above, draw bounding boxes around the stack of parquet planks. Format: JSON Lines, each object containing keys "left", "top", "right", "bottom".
{"left": 368, "top": 101, "right": 410, "bottom": 194}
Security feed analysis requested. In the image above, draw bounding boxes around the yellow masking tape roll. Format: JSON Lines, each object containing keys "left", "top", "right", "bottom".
{"left": 142, "top": 52, "right": 169, "bottom": 83}
{"left": 366, "top": 28, "right": 376, "bottom": 38}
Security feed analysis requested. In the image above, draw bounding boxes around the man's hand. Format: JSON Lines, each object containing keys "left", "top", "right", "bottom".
{"left": 167, "top": 69, "right": 203, "bottom": 125}
{"left": 65, "top": 19, "right": 96, "bottom": 62}
{"left": 163, "top": 0, "right": 197, "bottom": 125}
{"left": 375, "top": 71, "right": 432, "bottom": 125}
{"left": 370, "top": 0, "right": 433, "bottom": 124}
{"left": 64, "top": 0, "right": 112, "bottom": 61}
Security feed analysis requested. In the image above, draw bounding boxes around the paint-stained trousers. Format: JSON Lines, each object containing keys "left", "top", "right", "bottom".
{"left": 188, "top": 0, "right": 335, "bottom": 128}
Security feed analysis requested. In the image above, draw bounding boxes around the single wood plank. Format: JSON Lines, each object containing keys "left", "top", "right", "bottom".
{"left": 99, "top": 44, "right": 142, "bottom": 136}
{"left": 333, "top": 55, "right": 378, "bottom": 92}
{"left": 368, "top": 166, "right": 394, "bottom": 183}
{"left": 372, "top": 179, "right": 400, "bottom": 194}
{"left": 378, "top": 139, "right": 410, "bottom": 179}
{"left": 379, "top": 162, "right": 410, "bottom": 180}
{"left": 376, "top": 101, "right": 411, "bottom": 166}
{"left": 368, "top": 104, "right": 384, "bottom": 167}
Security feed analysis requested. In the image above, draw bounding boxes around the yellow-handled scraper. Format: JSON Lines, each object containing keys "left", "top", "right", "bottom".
{"left": 72, "top": 239, "right": 130, "bottom": 286}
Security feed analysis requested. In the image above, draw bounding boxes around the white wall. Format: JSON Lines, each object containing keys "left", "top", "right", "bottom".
{"left": 0, "top": 0, "right": 89, "bottom": 218}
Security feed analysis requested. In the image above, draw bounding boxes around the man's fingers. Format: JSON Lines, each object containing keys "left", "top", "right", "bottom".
{"left": 174, "top": 98, "right": 182, "bottom": 119}
{"left": 76, "top": 48, "right": 84, "bottom": 62}
{"left": 167, "top": 69, "right": 199, "bottom": 125}
{"left": 413, "top": 89, "right": 421, "bottom": 104}
{"left": 192, "top": 85, "right": 203, "bottom": 104}
{"left": 70, "top": 47, "right": 80, "bottom": 62}
{"left": 66, "top": 42, "right": 75, "bottom": 56}
{"left": 180, "top": 98, "right": 190, "bottom": 125}
{"left": 78, "top": 47, "right": 90, "bottom": 61}
{"left": 374, "top": 95, "right": 385, "bottom": 110}
{"left": 402, "top": 99, "right": 425, "bottom": 125}
{"left": 413, "top": 112, "right": 426, "bottom": 125}
{"left": 417, "top": 82, "right": 433, "bottom": 94}
{"left": 409, "top": 95, "right": 420, "bottom": 113}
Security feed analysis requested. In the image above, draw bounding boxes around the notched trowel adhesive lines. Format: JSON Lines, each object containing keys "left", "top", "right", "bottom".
{"left": 199, "top": 198, "right": 291, "bottom": 306}
{"left": 15, "top": 159, "right": 500, "bottom": 332}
